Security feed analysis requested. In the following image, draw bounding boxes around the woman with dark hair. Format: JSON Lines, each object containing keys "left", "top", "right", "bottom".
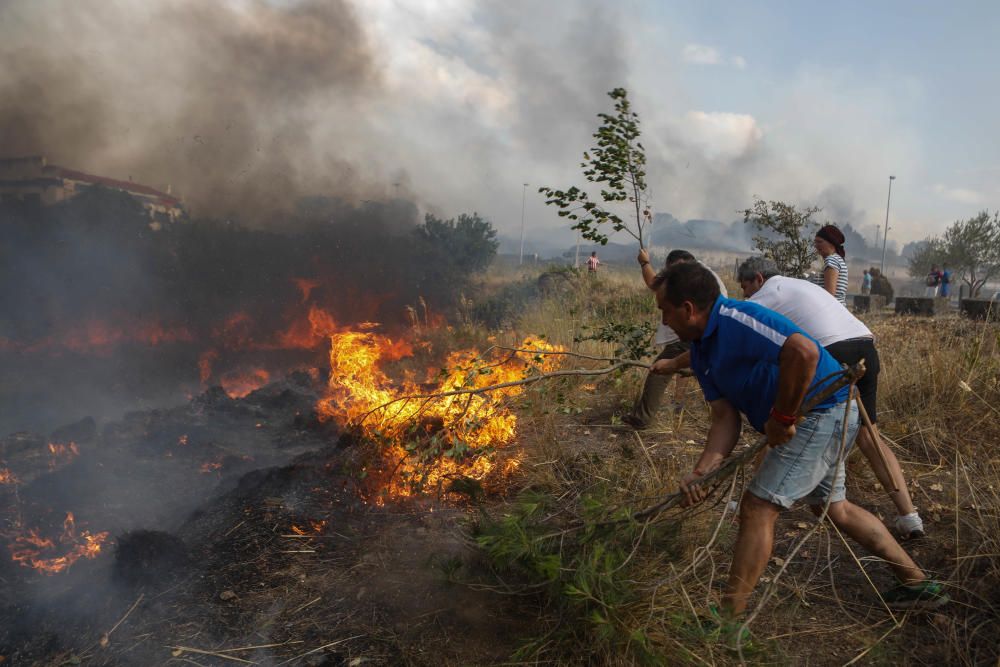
{"left": 812, "top": 224, "right": 848, "bottom": 305}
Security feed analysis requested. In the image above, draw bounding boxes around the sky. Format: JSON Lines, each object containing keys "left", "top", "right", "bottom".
{"left": 351, "top": 1, "right": 1000, "bottom": 249}
{"left": 2, "top": 0, "right": 997, "bottom": 251}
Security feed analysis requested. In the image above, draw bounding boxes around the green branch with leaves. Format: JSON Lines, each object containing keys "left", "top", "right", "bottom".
{"left": 540, "top": 88, "right": 652, "bottom": 248}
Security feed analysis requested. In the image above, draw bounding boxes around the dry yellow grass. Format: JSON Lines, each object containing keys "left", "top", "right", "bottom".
{"left": 470, "top": 266, "right": 1000, "bottom": 666}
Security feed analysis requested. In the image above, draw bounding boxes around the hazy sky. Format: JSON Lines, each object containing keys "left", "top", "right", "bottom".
{"left": 354, "top": 1, "right": 1000, "bottom": 248}
{"left": 2, "top": 0, "right": 996, "bottom": 250}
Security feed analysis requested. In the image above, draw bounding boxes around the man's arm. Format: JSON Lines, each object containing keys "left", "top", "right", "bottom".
{"left": 679, "top": 398, "right": 741, "bottom": 505}
{"left": 765, "top": 332, "right": 820, "bottom": 446}
{"left": 651, "top": 350, "right": 690, "bottom": 374}
{"left": 637, "top": 248, "right": 656, "bottom": 289}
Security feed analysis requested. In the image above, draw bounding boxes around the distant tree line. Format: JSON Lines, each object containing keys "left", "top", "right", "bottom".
{"left": 0, "top": 187, "right": 498, "bottom": 343}
{"left": 906, "top": 211, "right": 1000, "bottom": 297}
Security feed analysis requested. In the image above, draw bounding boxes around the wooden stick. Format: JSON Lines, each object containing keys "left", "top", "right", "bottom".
{"left": 213, "top": 642, "right": 304, "bottom": 653}
{"left": 167, "top": 646, "right": 255, "bottom": 664}
{"left": 104, "top": 593, "right": 144, "bottom": 641}
{"left": 624, "top": 361, "right": 866, "bottom": 526}
{"left": 273, "top": 635, "right": 365, "bottom": 666}
{"left": 853, "top": 393, "right": 899, "bottom": 492}
{"left": 354, "top": 361, "right": 650, "bottom": 425}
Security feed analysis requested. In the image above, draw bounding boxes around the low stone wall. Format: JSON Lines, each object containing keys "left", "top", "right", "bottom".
{"left": 894, "top": 296, "right": 949, "bottom": 316}
{"left": 851, "top": 294, "right": 886, "bottom": 313}
{"left": 959, "top": 298, "right": 1000, "bottom": 321}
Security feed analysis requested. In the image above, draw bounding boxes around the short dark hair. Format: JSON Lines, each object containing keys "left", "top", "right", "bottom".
{"left": 665, "top": 249, "right": 695, "bottom": 266}
{"left": 658, "top": 261, "right": 721, "bottom": 310}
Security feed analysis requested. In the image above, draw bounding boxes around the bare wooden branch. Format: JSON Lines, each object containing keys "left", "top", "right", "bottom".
{"left": 353, "top": 361, "right": 650, "bottom": 426}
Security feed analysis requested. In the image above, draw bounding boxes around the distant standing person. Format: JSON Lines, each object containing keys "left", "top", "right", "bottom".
{"left": 924, "top": 265, "right": 942, "bottom": 297}
{"left": 811, "top": 224, "right": 849, "bottom": 305}
{"left": 940, "top": 266, "right": 951, "bottom": 298}
{"left": 861, "top": 269, "right": 872, "bottom": 296}
{"left": 587, "top": 251, "right": 600, "bottom": 273}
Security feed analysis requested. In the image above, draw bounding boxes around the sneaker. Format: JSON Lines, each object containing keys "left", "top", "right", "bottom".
{"left": 882, "top": 580, "right": 950, "bottom": 610}
{"left": 620, "top": 413, "right": 648, "bottom": 430}
{"left": 894, "top": 512, "right": 925, "bottom": 540}
{"left": 696, "top": 605, "right": 753, "bottom": 650}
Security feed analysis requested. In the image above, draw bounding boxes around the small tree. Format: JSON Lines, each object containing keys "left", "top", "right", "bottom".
{"left": 906, "top": 239, "right": 948, "bottom": 281}
{"left": 539, "top": 88, "right": 651, "bottom": 247}
{"left": 743, "top": 198, "right": 820, "bottom": 277}
{"left": 416, "top": 213, "right": 499, "bottom": 274}
{"left": 943, "top": 210, "right": 1000, "bottom": 296}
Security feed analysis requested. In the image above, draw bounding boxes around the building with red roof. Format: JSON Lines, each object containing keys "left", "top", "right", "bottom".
{"left": 0, "top": 156, "right": 184, "bottom": 225}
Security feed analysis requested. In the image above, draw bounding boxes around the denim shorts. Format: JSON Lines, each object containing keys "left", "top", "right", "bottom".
{"left": 747, "top": 401, "right": 860, "bottom": 509}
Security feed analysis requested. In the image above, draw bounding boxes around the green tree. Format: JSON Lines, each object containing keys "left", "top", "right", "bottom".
{"left": 416, "top": 212, "right": 499, "bottom": 274}
{"left": 743, "top": 198, "right": 821, "bottom": 277}
{"left": 909, "top": 211, "right": 1000, "bottom": 296}
{"left": 539, "top": 88, "right": 651, "bottom": 247}
{"left": 906, "top": 239, "right": 947, "bottom": 281}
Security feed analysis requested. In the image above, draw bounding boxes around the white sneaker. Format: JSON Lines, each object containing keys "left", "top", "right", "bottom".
{"left": 894, "top": 512, "right": 925, "bottom": 539}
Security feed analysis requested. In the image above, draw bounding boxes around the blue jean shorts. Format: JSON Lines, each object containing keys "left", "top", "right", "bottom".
{"left": 747, "top": 401, "right": 860, "bottom": 509}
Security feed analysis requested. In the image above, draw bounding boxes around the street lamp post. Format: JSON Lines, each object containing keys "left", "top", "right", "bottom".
{"left": 519, "top": 183, "right": 528, "bottom": 265}
{"left": 880, "top": 175, "right": 896, "bottom": 275}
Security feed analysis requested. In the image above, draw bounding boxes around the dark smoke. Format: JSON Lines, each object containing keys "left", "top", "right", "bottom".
{"left": 0, "top": 0, "right": 377, "bottom": 221}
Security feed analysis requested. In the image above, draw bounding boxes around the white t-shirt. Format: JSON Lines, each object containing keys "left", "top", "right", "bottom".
{"left": 654, "top": 262, "right": 729, "bottom": 346}
{"left": 749, "top": 276, "right": 870, "bottom": 347}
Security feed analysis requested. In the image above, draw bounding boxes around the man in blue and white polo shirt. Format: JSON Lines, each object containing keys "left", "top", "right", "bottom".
{"left": 654, "top": 262, "right": 946, "bottom": 625}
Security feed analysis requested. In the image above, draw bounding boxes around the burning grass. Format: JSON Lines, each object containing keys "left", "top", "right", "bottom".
{"left": 2, "top": 262, "right": 997, "bottom": 666}
{"left": 316, "top": 325, "right": 565, "bottom": 500}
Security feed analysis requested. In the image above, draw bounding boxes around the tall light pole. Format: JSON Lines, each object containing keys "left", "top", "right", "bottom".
{"left": 880, "top": 175, "right": 895, "bottom": 275}
{"left": 519, "top": 182, "right": 528, "bottom": 265}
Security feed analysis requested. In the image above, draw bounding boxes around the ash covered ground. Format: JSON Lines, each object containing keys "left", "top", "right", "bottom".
{"left": 0, "top": 370, "right": 529, "bottom": 666}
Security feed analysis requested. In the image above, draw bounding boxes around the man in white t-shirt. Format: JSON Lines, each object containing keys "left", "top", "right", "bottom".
{"left": 736, "top": 256, "right": 924, "bottom": 539}
{"left": 621, "top": 248, "right": 727, "bottom": 429}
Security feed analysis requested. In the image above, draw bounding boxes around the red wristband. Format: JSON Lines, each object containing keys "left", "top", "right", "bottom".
{"left": 769, "top": 407, "right": 797, "bottom": 426}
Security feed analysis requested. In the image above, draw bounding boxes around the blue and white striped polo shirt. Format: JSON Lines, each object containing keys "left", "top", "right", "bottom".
{"left": 690, "top": 296, "right": 849, "bottom": 433}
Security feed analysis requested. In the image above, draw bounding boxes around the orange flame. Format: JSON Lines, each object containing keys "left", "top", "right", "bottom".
{"left": 0, "top": 468, "right": 18, "bottom": 485}
{"left": 47, "top": 442, "right": 80, "bottom": 469}
{"left": 219, "top": 368, "right": 270, "bottom": 398}
{"left": 7, "top": 512, "right": 110, "bottom": 575}
{"left": 317, "top": 332, "right": 562, "bottom": 498}
{"left": 289, "top": 520, "right": 326, "bottom": 535}
{"left": 199, "top": 460, "right": 223, "bottom": 474}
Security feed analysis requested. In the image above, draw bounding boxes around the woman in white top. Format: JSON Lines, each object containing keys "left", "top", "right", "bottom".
{"left": 812, "top": 224, "right": 849, "bottom": 305}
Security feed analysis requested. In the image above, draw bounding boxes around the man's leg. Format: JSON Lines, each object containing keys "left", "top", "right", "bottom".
{"left": 817, "top": 501, "right": 924, "bottom": 583}
{"left": 627, "top": 342, "right": 687, "bottom": 427}
{"left": 630, "top": 368, "right": 671, "bottom": 427}
{"left": 854, "top": 424, "right": 917, "bottom": 517}
{"left": 722, "top": 492, "right": 781, "bottom": 616}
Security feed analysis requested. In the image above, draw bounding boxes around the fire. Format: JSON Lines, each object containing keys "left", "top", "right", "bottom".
{"left": 290, "top": 520, "right": 326, "bottom": 535}
{"left": 0, "top": 468, "right": 18, "bottom": 485}
{"left": 317, "top": 331, "right": 562, "bottom": 498}
{"left": 7, "top": 512, "right": 110, "bottom": 575}
{"left": 47, "top": 442, "right": 80, "bottom": 469}
{"left": 219, "top": 368, "right": 271, "bottom": 398}
{"left": 200, "top": 460, "right": 223, "bottom": 474}
{"left": 0, "top": 318, "right": 194, "bottom": 354}
{"left": 293, "top": 277, "right": 321, "bottom": 303}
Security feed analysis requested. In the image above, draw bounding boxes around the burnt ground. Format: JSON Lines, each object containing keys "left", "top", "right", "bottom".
{"left": 3, "top": 368, "right": 997, "bottom": 666}
{"left": 0, "top": 373, "right": 534, "bottom": 666}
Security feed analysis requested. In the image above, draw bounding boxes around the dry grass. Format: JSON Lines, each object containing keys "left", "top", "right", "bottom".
{"left": 467, "top": 267, "right": 1000, "bottom": 666}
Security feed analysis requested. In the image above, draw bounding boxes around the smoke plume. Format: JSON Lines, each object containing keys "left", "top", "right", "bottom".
{"left": 0, "top": 0, "right": 378, "bottom": 221}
